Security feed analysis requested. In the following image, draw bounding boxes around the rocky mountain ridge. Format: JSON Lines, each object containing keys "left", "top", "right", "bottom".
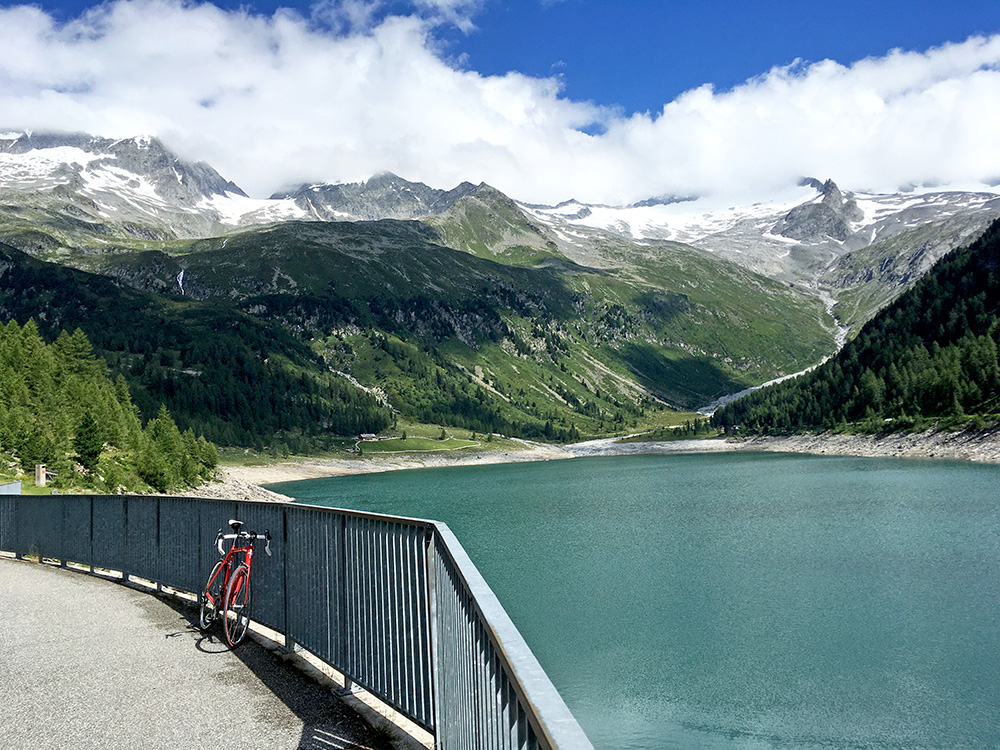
{"left": 524, "top": 179, "right": 1000, "bottom": 330}
{"left": 773, "top": 178, "right": 864, "bottom": 242}
{"left": 2, "top": 130, "right": 999, "bottom": 383}
{"left": 3, "top": 131, "right": 997, "bottom": 323}
{"left": 271, "top": 172, "right": 479, "bottom": 221}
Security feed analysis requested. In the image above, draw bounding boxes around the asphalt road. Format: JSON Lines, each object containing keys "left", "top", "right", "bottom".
{"left": 0, "top": 557, "right": 375, "bottom": 750}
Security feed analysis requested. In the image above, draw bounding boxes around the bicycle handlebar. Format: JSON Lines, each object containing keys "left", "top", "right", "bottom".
{"left": 215, "top": 528, "right": 272, "bottom": 557}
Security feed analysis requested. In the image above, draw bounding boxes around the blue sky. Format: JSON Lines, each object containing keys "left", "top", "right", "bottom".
{"left": 1, "top": 0, "right": 999, "bottom": 201}
{"left": 440, "top": 0, "right": 1000, "bottom": 113}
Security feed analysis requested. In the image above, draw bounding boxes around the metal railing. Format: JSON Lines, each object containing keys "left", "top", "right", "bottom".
{"left": 0, "top": 494, "right": 594, "bottom": 750}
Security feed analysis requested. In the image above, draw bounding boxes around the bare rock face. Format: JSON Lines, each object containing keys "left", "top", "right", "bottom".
{"left": 271, "top": 172, "right": 478, "bottom": 221}
{"left": 773, "top": 179, "right": 863, "bottom": 242}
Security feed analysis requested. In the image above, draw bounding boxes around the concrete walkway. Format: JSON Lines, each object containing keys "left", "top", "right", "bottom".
{"left": 0, "top": 557, "right": 377, "bottom": 750}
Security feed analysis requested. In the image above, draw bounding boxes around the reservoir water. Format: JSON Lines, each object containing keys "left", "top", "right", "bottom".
{"left": 270, "top": 452, "right": 1000, "bottom": 749}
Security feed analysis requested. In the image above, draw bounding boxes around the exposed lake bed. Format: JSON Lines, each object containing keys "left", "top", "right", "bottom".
{"left": 208, "top": 425, "right": 1000, "bottom": 500}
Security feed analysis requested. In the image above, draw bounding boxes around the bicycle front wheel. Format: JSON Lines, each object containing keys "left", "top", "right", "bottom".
{"left": 223, "top": 564, "right": 251, "bottom": 647}
{"left": 198, "top": 560, "right": 225, "bottom": 630}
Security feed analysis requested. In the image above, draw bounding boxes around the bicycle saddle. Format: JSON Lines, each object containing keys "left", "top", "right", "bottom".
{"left": 228, "top": 519, "right": 244, "bottom": 533}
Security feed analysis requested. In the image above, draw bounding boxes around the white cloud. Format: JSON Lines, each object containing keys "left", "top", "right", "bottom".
{"left": 0, "top": 0, "right": 998, "bottom": 204}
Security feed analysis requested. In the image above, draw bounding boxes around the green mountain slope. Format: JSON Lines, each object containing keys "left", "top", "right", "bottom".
{"left": 421, "top": 184, "right": 561, "bottom": 264}
{"left": 0, "top": 198, "right": 836, "bottom": 443}
{"left": 100, "top": 221, "right": 833, "bottom": 408}
{"left": 714, "top": 219, "right": 1000, "bottom": 432}
{"left": 820, "top": 210, "right": 1000, "bottom": 332}
{"left": 424, "top": 186, "right": 836, "bottom": 384}
{"left": 0, "top": 242, "right": 392, "bottom": 447}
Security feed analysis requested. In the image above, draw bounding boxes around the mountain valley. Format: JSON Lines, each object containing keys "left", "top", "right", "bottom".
{"left": 1, "top": 130, "right": 997, "bottom": 448}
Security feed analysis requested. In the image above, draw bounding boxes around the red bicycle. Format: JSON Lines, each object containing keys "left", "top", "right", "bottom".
{"left": 198, "top": 519, "right": 271, "bottom": 647}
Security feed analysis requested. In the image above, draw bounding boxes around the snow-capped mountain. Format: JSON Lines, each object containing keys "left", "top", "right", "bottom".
{"left": 0, "top": 131, "right": 304, "bottom": 237}
{"left": 521, "top": 178, "right": 1000, "bottom": 298}
{"left": 2, "top": 130, "right": 999, "bottom": 335}
{"left": 0, "top": 131, "right": 246, "bottom": 202}
{"left": 0, "top": 133, "right": 486, "bottom": 236}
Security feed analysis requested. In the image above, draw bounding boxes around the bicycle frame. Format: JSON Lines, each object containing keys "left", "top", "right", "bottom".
{"left": 199, "top": 521, "right": 271, "bottom": 645}
{"left": 203, "top": 537, "right": 254, "bottom": 612}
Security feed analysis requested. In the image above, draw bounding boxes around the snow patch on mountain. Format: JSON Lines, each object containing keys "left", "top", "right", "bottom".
{"left": 198, "top": 193, "right": 306, "bottom": 225}
{"left": 527, "top": 184, "right": 1000, "bottom": 246}
{"left": 522, "top": 188, "right": 813, "bottom": 245}
{"left": 0, "top": 146, "right": 104, "bottom": 188}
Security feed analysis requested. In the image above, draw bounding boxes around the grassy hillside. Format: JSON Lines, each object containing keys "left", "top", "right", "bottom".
{"left": 0, "top": 204, "right": 837, "bottom": 445}
{"left": 422, "top": 184, "right": 561, "bottom": 264}
{"left": 0, "top": 242, "right": 392, "bottom": 448}
{"left": 120, "top": 221, "right": 833, "bottom": 409}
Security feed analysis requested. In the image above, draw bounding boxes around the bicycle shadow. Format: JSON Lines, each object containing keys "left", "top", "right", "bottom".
{"left": 156, "top": 595, "right": 382, "bottom": 750}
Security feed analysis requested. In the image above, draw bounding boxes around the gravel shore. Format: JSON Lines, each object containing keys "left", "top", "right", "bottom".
{"left": 188, "top": 441, "right": 572, "bottom": 502}
{"left": 728, "top": 426, "right": 1000, "bottom": 463}
{"left": 186, "top": 427, "right": 1000, "bottom": 503}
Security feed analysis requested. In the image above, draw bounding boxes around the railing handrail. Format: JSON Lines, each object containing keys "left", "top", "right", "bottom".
{"left": 431, "top": 521, "right": 595, "bottom": 750}
{"left": 0, "top": 493, "right": 595, "bottom": 750}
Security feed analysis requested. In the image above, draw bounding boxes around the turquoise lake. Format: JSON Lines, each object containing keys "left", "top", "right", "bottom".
{"left": 270, "top": 452, "right": 1000, "bottom": 749}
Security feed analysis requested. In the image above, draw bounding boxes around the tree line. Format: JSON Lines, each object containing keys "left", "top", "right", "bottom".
{"left": 0, "top": 242, "right": 392, "bottom": 448}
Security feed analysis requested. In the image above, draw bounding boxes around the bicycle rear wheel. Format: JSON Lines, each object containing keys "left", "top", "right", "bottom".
{"left": 223, "top": 564, "right": 251, "bottom": 646}
{"left": 198, "top": 560, "right": 225, "bottom": 630}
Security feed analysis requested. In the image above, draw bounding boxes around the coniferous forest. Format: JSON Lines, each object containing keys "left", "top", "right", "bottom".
{"left": 714, "top": 219, "right": 1000, "bottom": 433}
{"left": 0, "top": 319, "right": 217, "bottom": 492}
{"left": 0, "top": 242, "right": 393, "bottom": 450}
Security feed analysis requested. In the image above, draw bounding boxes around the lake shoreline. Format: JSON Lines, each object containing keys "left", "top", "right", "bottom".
{"left": 728, "top": 426, "right": 1000, "bottom": 463}
{"left": 194, "top": 427, "right": 1000, "bottom": 502}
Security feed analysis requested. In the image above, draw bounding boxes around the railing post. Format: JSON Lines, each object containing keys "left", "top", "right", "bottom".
{"left": 425, "top": 527, "right": 442, "bottom": 744}
{"left": 89, "top": 496, "right": 94, "bottom": 574}
{"left": 280, "top": 506, "right": 298, "bottom": 653}
{"left": 155, "top": 497, "right": 162, "bottom": 592}
{"left": 339, "top": 513, "right": 349, "bottom": 667}
{"left": 121, "top": 495, "right": 128, "bottom": 583}
{"left": 59, "top": 495, "right": 67, "bottom": 568}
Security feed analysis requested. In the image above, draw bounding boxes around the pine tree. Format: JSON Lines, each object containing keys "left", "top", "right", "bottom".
{"left": 0, "top": 320, "right": 218, "bottom": 491}
{"left": 74, "top": 410, "right": 103, "bottom": 473}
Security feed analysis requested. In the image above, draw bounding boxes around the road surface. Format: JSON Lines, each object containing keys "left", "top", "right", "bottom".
{"left": 0, "top": 557, "right": 376, "bottom": 750}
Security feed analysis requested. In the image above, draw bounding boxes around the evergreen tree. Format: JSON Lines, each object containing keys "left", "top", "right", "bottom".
{"left": 0, "top": 319, "right": 217, "bottom": 491}
{"left": 74, "top": 410, "right": 103, "bottom": 473}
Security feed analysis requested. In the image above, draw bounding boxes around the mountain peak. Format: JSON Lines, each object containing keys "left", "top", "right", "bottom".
{"left": 798, "top": 176, "right": 843, "bottom": 199}
{"left": 0, "top": 131, "right": 247, "bottom": 201}
{"left": 774, "top": 177, "right": 862, "bottom": 242}
{"left": 820, "top": 178, "right": 845, "bottom": 205}
{"left": 270, "top": 173, "right": 483, "bottom": 221}
{"left": 366, "top": 170, "right": 405, "bottom": 185}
